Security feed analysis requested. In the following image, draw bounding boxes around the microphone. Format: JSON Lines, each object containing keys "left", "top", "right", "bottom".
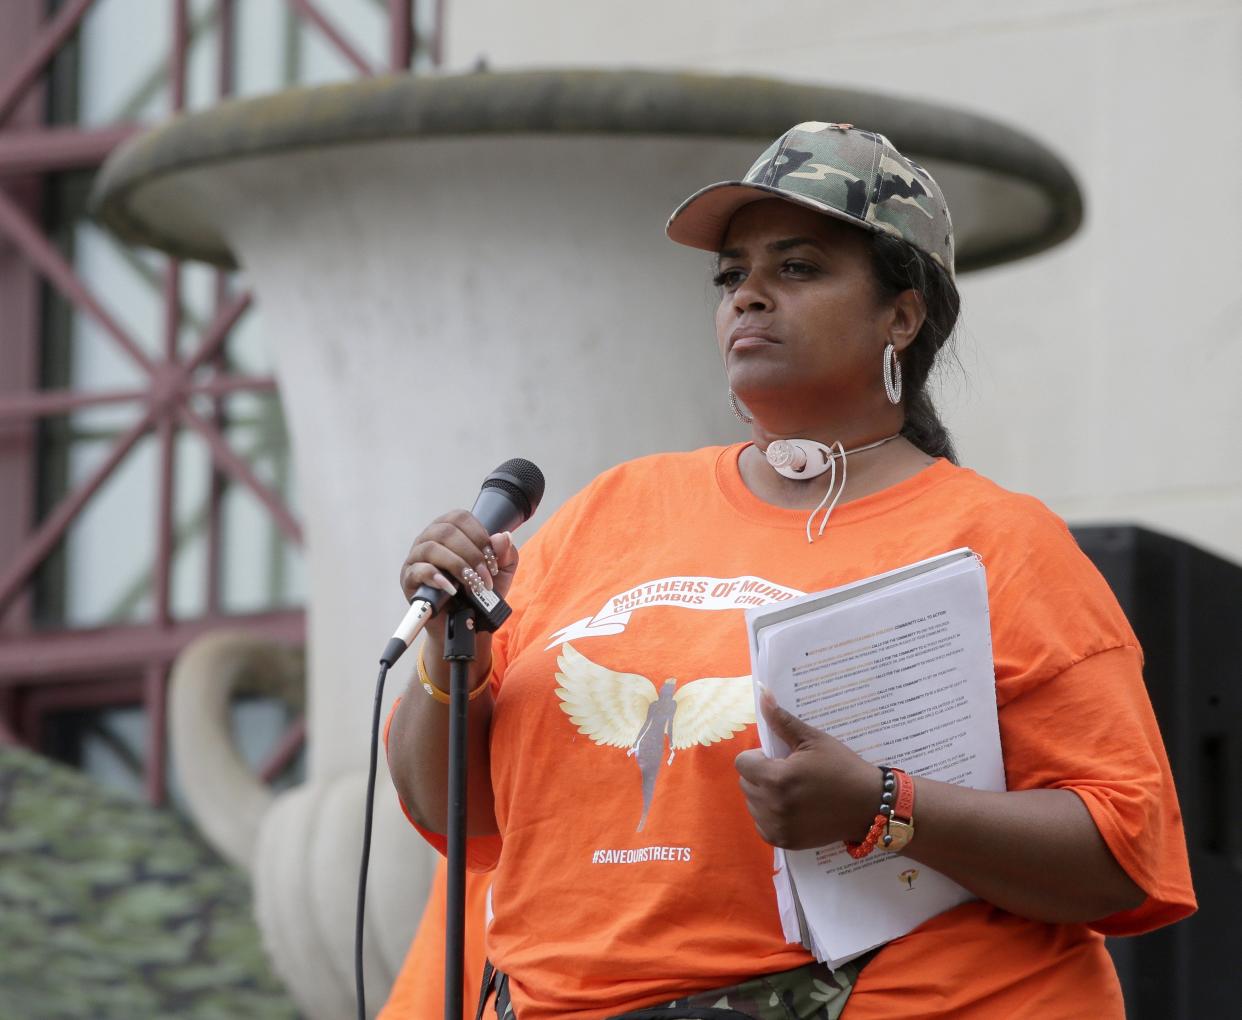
{"left": 380, "top": 458, "right": 546, "bottom": 666}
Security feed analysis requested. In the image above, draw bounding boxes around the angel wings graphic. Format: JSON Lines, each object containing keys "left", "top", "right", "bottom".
{"left": 553, "top": 643, "right": 756, "bottom": 831}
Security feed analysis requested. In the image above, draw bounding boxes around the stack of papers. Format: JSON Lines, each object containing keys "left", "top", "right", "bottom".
{"left": 745, "top": 548, "right": 1006, "bottom": 967}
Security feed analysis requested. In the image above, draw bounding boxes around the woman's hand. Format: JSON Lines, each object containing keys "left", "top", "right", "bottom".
{"left": 734, "top": 688, "right": 880, "bottom": 850}
{"left": 398, "top": 511, "right": 520, "bottom": 651}
{"left": 387, "top": 510, "right": 516, "bottom": 836}
{"left": 735, "top": 688, "right": 1145, "bottom": 923}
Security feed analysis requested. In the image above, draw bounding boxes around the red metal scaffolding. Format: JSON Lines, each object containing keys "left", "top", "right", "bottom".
{"left": 0, "top": 0, "right": 438, "bottom": 802}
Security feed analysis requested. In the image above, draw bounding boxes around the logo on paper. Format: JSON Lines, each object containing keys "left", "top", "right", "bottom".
{"left": 553, "top": 643, "right": 755, "bottom": 832}
{"left": 900, "top": 868, "right": 920, "bottom": 890}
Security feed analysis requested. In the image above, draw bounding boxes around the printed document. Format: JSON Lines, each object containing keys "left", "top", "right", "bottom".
{"left": 745, "top": 548, "right": 1005, "bottom": 967}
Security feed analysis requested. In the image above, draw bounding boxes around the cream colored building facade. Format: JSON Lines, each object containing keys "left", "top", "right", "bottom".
{"left": 440, "top": 0, "right": 1241, "bottom": 564}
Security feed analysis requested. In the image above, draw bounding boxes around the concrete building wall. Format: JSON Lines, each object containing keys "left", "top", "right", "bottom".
{"left": 437, "top": 0, "right": 1242, "bottom": 564}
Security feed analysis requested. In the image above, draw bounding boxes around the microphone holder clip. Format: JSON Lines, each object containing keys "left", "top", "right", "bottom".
{"left": 449, "top": 574, "right": 511, "bottom": 634}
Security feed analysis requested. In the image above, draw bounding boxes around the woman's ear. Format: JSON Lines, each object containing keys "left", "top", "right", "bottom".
{"left": 888, "top": 288, "right": 926, "bottom": 354}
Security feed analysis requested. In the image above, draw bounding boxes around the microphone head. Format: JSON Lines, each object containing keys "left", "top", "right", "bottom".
{"left": 483, "top": 458, "right": 546, "bottom": 523}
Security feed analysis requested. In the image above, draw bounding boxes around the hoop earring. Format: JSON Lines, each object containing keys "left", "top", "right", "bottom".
{"left": 729, "top": 390, "right": 754, "bottom": 424}
{"left": 883, "top": 344, "right": 903, "bottom": 405}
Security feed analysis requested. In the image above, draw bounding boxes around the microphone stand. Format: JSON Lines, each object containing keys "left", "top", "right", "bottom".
{"left": 443, "top": 601, "right": 477, "bottom": 1020}
{"left": 365, "top": 459, "right": 542, "bottom": 1020}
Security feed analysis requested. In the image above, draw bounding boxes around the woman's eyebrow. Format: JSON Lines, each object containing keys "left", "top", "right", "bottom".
{"left": 718, "top": 236, "right": 823, "bottom": 261}
{"left": 769, "top": 236, "right": 824, "bottom": 253}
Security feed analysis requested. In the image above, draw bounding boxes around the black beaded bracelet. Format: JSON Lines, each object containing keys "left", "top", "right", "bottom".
{"left": 845, "top": 766, "right": 916, "bottom": 858}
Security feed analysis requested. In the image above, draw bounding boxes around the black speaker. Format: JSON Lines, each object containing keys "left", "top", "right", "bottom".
{"left": 1071, "top": 525, "right": 1241, "bottom": 1020}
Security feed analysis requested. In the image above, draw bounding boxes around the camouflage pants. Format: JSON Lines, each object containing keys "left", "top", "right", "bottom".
{"left": 479, "top": 953, "right": 875, "bottom": 1020}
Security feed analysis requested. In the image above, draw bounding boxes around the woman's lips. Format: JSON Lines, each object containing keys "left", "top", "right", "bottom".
{"left": 730, "top": 334, "right": 781, "bottom": 351}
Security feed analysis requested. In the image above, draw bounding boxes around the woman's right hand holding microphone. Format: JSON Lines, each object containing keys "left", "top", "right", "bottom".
{"left": 398, "top": 510, "right": 520, "bottom": 689}
{"left": 389, "top": 510, "right": 516, "bottom": 833}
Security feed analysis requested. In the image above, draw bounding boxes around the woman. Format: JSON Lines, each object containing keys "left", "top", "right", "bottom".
{"left": 386, "top": 123, "right": 1194, "bottom": 1020}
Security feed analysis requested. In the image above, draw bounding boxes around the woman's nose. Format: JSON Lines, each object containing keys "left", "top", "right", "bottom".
{"left": 733, "top": 274, "right": 773, "bottom": 312}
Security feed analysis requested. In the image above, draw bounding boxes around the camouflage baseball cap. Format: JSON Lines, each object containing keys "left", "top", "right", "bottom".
{"left": 666, "top": 121, "right": 955, "bottom": 277}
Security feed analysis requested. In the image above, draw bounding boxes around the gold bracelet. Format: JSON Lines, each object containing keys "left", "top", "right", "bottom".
{"left": 417, "top": 647, "right": 493, "bottom": 704}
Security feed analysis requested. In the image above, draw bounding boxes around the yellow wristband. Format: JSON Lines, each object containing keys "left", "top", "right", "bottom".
{"left": 417, "top": 647, "right": 493, "bottom": 704}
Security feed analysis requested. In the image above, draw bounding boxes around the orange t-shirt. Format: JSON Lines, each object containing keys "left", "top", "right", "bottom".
{"left": 395, "top": 446, "right": 1195, "bottom": 1020}
{"left": 378, "top": 860, "right": 491, "bottom": 1020}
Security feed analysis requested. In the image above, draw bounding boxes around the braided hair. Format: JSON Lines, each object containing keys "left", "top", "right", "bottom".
{"left": 868, "top": 233, "right": 961, "bottom": 464}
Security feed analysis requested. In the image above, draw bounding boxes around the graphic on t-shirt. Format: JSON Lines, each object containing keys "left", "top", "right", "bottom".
{"left": 553, "top": 643, "right": 755, "bottom": 831}
{"left": 546, "top": 574, "right": 804, "bottom": 648}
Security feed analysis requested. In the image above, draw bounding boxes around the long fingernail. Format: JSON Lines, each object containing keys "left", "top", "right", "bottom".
{"left": 482, "top": 546, "right": 499, "bottom": 576}
{"left": 462, "top": 566, "right": 490, "bottom": 596}
{"left": 432, "top": 572, "right": 457, "bottom": 595}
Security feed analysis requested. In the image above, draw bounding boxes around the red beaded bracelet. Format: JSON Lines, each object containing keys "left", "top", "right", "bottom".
{"left": 844, "top": 766, "right": 915, "bottom": 859}
{"left": 844, "top": 810, "right": 889, "bottom": 859}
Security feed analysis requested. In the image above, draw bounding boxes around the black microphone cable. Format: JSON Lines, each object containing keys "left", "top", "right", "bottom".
{"left": 356, "top": 658, "right": 391, "bottom": 1020}
{"left": 354, "top": 615, "right": 491, "bottom": 1020}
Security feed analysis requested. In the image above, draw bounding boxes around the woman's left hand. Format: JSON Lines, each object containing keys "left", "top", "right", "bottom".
{"left": 734, "top": 688, "right": 880, "bottom": 850}
{"left": 735, "top": 689, "right": 1148, "bottom": 924}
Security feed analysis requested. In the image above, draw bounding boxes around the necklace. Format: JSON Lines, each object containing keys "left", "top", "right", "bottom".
{"left": 759, "top": 433, "right": 902, "bottom": 543}
{"left": 763, "top": 433, "right": 901, "bottom": 480}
